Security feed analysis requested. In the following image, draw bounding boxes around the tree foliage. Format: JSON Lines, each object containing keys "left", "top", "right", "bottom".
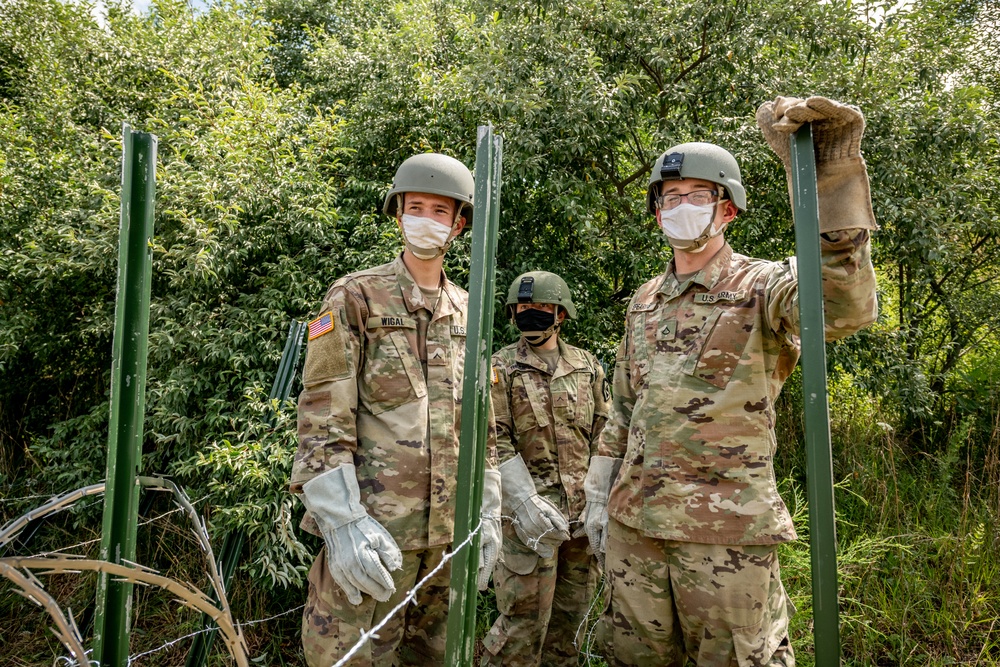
{"left": 1, "top": 0, "right": 998, "bottom": 663}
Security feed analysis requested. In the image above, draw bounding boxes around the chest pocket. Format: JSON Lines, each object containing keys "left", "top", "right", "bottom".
{"left": 552, "top": 371, "right": 595, "bottom": 431}
{"left": 361, "top": 327, "right": 427, "bottom": 414}
{"left": 686, "top": 307, "right": 752, "bottom": 389}
{"left": 510, "top": 373, "right": 550, "bottom": 434}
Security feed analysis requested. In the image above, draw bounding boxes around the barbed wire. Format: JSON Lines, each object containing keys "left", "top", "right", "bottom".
{"left": 28, "top": 495, "right": 212, "bottom": 558}
{"left": 5, "top": 481, "right": 536, "bottom": 667}
{"left": 331, "top": 517, "right": 486, "bottom": 667}
{"left": 1, "top": 479, "right": 249, "bottom": 667}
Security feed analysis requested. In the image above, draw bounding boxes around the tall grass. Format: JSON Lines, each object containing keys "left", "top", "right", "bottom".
{"left": 3, "top": 378, "right": 998, "bottom": 665}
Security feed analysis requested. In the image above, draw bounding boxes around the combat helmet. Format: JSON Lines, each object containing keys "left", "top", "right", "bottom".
{"left": 646, "top": 142, "right": 747, "bottom": 215}
{"left": 505, "top": 271, "right": 577, "bottom": 319}
{"left": 383, "top": 153, "right": 475, "bottom": 223}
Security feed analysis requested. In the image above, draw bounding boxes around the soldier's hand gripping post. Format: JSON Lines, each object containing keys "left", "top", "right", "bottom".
{"left": 591, "top": 95, "right": 877, "bottom": 666}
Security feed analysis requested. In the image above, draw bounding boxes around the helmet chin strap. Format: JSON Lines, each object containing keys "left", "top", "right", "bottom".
{"left": 666, "top": 196, "right": 729, "bottom": 253}
{"left": 514, "top": 311, "right": 562, "bottom": 346}
{"left": 668, "top": 219, "right": 729, "bottom": 253}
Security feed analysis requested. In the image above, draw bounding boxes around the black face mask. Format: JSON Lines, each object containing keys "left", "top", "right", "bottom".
{"left": 515, "top": 308, "right": 558, "bottom": 345}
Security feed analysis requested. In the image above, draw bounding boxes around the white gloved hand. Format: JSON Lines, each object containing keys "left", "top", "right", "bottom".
{"left": 574, "top": 456, "right": 623, "bottom": 570}
{"left": 756, "top": 95, "right": 877, "bottom": 233}
{"left": 478, "top": 468, "right": 503, "bottom": 590}
{"left": 499, "top": 455, "right": 570, "bottom": 558}
{"left": 301, "top": 464, "right": 403, "bottom": 605}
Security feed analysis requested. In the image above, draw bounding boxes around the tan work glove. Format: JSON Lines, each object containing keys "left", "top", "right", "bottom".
{"left": 478, "top": 468, "right": 503, "bottom": 590}
{"left": 756, "top": 95, "right": 877, "bottom": 233}
{"left": 573, "top": 456, "right": 623, "bottom": 570}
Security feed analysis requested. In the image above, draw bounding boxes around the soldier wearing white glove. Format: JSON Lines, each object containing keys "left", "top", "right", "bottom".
{"left": 300, "top": 464, "right": 402, "bottom": 605}
{"left": 500, "top": 454, "right": 571, "bottom": 558}
{"left": 577, "top": 455, "right": 622, "bottom": 570}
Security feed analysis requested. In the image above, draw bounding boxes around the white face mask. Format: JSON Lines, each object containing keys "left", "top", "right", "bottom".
{"left": 401, "top": 214, "right": 454, "bottom": 259}
{"left": 658, "top": 202, "right": 723, "bottom": 253}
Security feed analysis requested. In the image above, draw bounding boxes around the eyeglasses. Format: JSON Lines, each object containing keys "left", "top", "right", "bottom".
{"left": 656, "top": 189, "right": 719, "bottom": 210}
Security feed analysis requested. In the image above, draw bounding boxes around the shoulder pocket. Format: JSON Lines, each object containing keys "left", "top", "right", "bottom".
{"left": 302, "top": 309, "right": 352, "bottom": 387}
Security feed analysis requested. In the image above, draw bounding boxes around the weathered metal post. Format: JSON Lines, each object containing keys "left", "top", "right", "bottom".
{"left": 790, "top": 124, "right": 841, "bottom": 664}
{"left": 93, "top": 123, "right": 157, "bottom": 666}
{"left": 445, "top": 125, "right": 503, "bottom": 664}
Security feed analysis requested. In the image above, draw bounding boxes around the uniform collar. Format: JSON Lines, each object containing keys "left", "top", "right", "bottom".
{"left": 659, "top": 242, "right": 734, "bottom": 299}
{"left": 393, "top": 253, "right": 461, "bottom": 320}
{"left": 515, "top": 337, "right": 587, "bottom": 379}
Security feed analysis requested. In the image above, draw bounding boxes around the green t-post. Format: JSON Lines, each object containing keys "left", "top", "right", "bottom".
{"left": 93, "top": 124, "right": 157, "bottom": 667}
{"left": 790, "top": 125, "right": 841, "bottom": 664}
{"left": 445, "top": 125, "right": 503, "bottom": 664}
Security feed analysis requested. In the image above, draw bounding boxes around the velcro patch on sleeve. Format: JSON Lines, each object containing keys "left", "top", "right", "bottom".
{"left": 303, "top": 309, "right": 350, "bottom": 385}
{"left": 307, "top": 312, "right": 335, "bottom": 340}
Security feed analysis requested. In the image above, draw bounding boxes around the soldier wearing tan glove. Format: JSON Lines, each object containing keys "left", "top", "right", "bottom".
{"left": 594, "top": 97, "right": 878, "bottom": 666}
{"left": 756, "top": 95, "right": 878, "bottom": 233}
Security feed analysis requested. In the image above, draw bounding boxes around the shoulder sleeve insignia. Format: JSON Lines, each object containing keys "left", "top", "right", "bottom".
{"left": 492, "top": 366, "right": 500, "bottom": 384}
{"left": 307, "top": 312, "right": 335, "bottom": 340}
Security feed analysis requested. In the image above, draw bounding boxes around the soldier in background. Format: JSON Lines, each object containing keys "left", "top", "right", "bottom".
{"left": 292, "top": 153, "right": 502, "bottom": 667}
{"left": 582, "top": 97, "right": 879, "bottom": 665}
{"left": 481, "top": 271, "right": 610, "bottom": 667}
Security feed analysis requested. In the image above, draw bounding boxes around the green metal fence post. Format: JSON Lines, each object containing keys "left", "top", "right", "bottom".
{"left": 93, "top": 123, "right": 158, "bottom": 667}
{"left": 184, "top": 319, "right": 307, "bottom": 667}
{"left": 790, "top": 124, "right": 841, "bottom": 664}
{"left": 445, "top": 125, "right": 503, "bottom": 664}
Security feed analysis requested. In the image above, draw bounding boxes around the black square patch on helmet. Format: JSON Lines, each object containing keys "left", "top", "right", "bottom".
{"left": 660, "top": 152, "right": 684, "bottom": 181}
{"left": 517, "top": 276, "right": 535, "bottom": 303}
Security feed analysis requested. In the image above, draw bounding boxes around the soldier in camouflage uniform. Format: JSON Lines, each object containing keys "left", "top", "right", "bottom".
{"left": 481, "top": 271, "right": 611, "bottom": 667}
{"left": 292, "top": 153, "right": 502, "bottom": 667}
{"left": 581, "top": 96, "right": 880, "bottom": 666}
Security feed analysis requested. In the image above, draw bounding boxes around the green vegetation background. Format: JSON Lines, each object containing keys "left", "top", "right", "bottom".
{"left": 1, "top": 0, "right": 998, "bottom": 664}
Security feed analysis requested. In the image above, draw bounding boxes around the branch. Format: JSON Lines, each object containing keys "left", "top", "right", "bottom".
{"left": 1, "top": 555, "right": 249, "bottom": 667}
{"left": 672, "top": 19, "right": 712, "bottom": 85}
{"left": 0, "top": 484, "right": 106, "bottom": 550}
{"left": 0, "top": 561, "right": 90, "bottom": 665}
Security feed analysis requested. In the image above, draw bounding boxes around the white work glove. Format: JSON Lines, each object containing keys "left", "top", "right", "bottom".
{"left": 301, "top": 464, "right": 403, "bottom": 605}
{"left": 499, "top": 455, "right": 570, "bottom": 558}
{"left": 478, "top": 468, "right": 503, "bottom": 590}
{"left": 574, "top": 456, "right": 623, "bottom": 570}
{"left": 756, "top": 95, "right": 877, "bottom": 233}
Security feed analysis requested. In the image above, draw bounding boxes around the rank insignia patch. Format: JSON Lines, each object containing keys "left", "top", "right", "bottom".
{"left": 308, "top": 312, "right": 335, "bottom": 340}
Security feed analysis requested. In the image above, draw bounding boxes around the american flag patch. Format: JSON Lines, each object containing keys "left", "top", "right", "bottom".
{"left": 308, "top": 312, "right": 335, "bottom": 340}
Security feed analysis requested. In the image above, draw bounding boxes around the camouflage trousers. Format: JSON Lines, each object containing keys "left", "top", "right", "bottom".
{"left": 597, "top": 518, "right": 795, "bottom": 667}
{"left": 302, "top": 544, "right": 450, "bottom": 667}
{"left": 481, "top": 531, "right": 598, "bottom": 667}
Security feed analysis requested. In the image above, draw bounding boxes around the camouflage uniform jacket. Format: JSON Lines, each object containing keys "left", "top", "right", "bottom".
{"left": 293, "top": 255, "right": 496, "bottom": 550}
{"left": 598, "top": 231, "right": 877, "bottom": 545}
{"left": 492, "top": 337, "right": 610, "bottom": 522}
